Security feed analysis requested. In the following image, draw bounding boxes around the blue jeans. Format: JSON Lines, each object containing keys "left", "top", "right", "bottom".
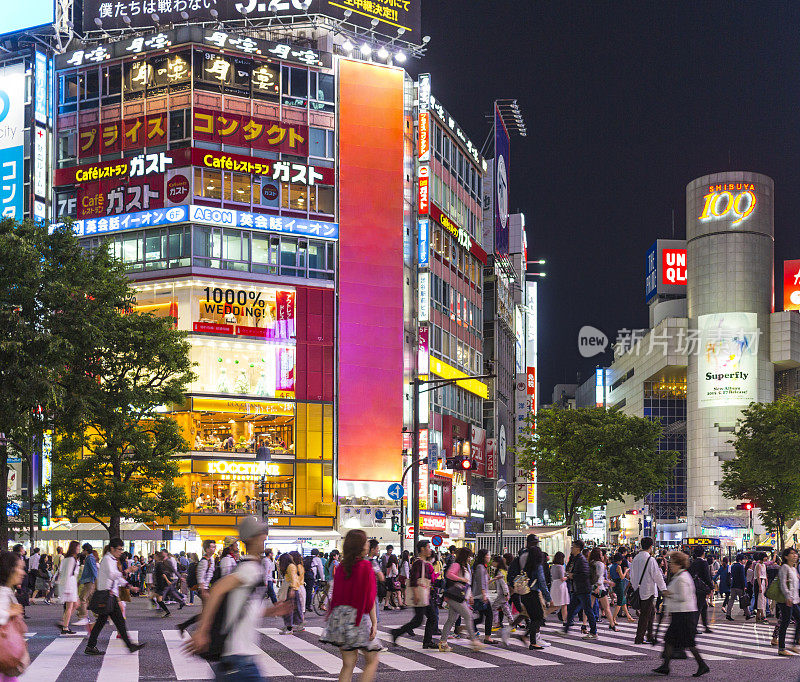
{"left": 565, "top": 592, "right": 597, "bottom": 634}
{"left": 266, "top": 581, "right": 277, "bottom": 604}
{"left": 216, "top": 655, "right": 263, "bottom": 681}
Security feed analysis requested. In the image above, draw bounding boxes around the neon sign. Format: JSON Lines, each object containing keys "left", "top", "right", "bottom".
{"left": 207, "top": 461, "right": 279, "bottom": 477}
{"left": 699, "top": 183, "right": 757, "bottom": 226}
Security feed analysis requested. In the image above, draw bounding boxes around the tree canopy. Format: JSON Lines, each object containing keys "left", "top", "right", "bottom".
{"left": 720, "top": 397, "right": 800, "bottom": 550}
{"left": 515, "top": 406, "right": 679, "bottom": 532}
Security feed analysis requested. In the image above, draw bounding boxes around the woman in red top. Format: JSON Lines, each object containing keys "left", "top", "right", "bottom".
{"left": 320, "top": 529, "right": 380, "bottom": 682}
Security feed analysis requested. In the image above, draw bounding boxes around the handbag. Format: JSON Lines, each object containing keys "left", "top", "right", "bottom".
{"left": 88, "top": 589, "right": 116, "bottom": 616}
{"left": 513, "top": 573, "right": 531, "bottom": 595}
{"left": 118, "top": 585, "right": 132, "bottom": 602}
{"left": 628, "top": 555, "right": 656, "bottom": 609}
{"left": 444, "top": 582, "right": 466, "bottom": 603}
{"left": 0, "top": 614, "right": 29, "bottom": 677}
{"left": 739, "top": 593, "right": 750, "bottom": 610}
{"left": 405, "top": 577, "right": 431, "bottom": 607}
{"left": 764, "top": 577, "right": 786, "bottom": 604}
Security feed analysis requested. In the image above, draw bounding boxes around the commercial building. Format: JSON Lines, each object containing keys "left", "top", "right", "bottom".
{"left": 604, "top": 171, "right": 800, "bottom": 551}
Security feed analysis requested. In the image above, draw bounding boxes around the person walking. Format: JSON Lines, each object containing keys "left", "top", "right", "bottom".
{"left": 75, "top": 543, "right": 98, "bottom": 626}
{"left": 546, "top": 551, "right": 570, "bottom": 623}
{"left": 754, "top": 553, "right": 769, "bottom": 623}
{"left": 84, "top": 539, "right": 145, "bottom": 656}
{"left": 384, "top": 555, "right": 401, "bottom": 610}
{"left": 278, "top": 552, "right": 305, "bottom": 634}
{"left": 155, "top": 549, "right": 186, "bottom": 618}
{"left": 219, "top": 538, "right": 240, "bottom": 577}
{"left": 563, "top": 539, "right": 597, "bottom": 640}
{"left": 471, "top": 549, "right": 493, "bottom": 643}
{"left": 0, "top": 550, "right": 29, "bottom": 681}
{"left": 589, "top": 547, "right": 617, "bottom": 630}
{"left": 262, "top": 548, "right": 277, "bottom": 604}
{"left": 652, "top": 551, "right": 710, "bottom": 677}
{"left": 390, "top": 540, "right": 437, "bottom": 648}
{"left": 688, "top": 547, "right": 714, "bottom": 633}
{"left": 320, "top": 530, "right": 381, "bottom": 682}
{"left": 715, "top": 556, "right": 730, "bottom": 609}
{"left": 57, "top": 540, "right": 81, "bottom": 635}
{"left": 184, "top": 517, "right": 292, "bottom": 680}
{"left": 489, "top": 555, "right": 513, "bottom": 644}
{"left": 437, "top": 547, "right": 484, "bottom": 652}
{"left": 178, "top": 540, "right": 216, "bottom": 636}
{"left": 398, "top": 550, "right": 410, "bottom": 607}
{"left": 775, "top": 547, "right": 800, "bottom": 656}
{"left": 630, "top": 537, "right": 666, "bottom": 644}
{"left": 726, "top": 554, "right": 752, "bottom": 620}
{"left": 517, "top": 535, "right": 552, "bottom": 649}
{"left": 610, "top": 552, "right": 635, "bottom": 623}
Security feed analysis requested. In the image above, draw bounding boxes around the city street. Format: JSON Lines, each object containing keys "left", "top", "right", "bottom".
{"left": 17, "top": 597, "right": 800, "bottom": 681}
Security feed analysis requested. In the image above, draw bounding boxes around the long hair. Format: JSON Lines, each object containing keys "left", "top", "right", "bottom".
{"left": 552, "top": 551, "right": 565, "bottom": 566}
{"left": 0, "top": 550, "right": 21, "bottom": 586}
{"left": 589, "top": 547, "right": 602, "bottom": 563}
{"left": 278, "top": 552, "right": 293, "bottom": 576}
{"left": 474, "top": 548, "right": 489, "bottom": 568}
{"left": 524, "top": 545, "right": 543, "bottom": 576}
{"left": 65, "top": 540, "right": 80, "bottom": 559}
{"left": 340, "top": 529, "right": 367, "bottom": 578}
{"left": 326, "top": 549, "right": 340, "bottom": 571}
{"left": 454, "top": 547, "right": 472, "bottom": 571}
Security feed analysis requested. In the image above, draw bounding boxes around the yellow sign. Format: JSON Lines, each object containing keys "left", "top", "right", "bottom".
{"left": 191, "top": 398, "right": 294, "bottom": 416}
{"left": 427, "top": 358, "right": 488, "bottom": 399}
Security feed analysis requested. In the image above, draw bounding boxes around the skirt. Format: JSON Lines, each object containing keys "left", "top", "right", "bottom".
{"left": 319, "top": 605, "right": 380, "bottom": 651}
{"left": 551, "top": 579, "right": 570, "bottom": 607}
{"left": 664, "top": 611, "right": 698, "bottom": 650}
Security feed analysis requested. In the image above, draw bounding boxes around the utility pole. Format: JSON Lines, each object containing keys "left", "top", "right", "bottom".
{"left": 411, "top": 377, "right": 421, "bottom": 550}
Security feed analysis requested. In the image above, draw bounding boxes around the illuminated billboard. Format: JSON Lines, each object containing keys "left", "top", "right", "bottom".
{"left": 494, "top": 104, "right": 510, "bottom": 257}
{"left": 645, "top": 239, "right": 687, "bottom": 302}
{"left": 1, "top": 3, "right": 54, "bottom": 36}
{"left": 698, "top": 312, "right": 758, "bottom": 408}
{"left": 0, "top": 63, "right": 25, "bottom": 220}
{"left": 82, "top": 0, "right": 422, "bottom": 41}
{"left": 784, "top": 260, "right": 800, "bottom": 311}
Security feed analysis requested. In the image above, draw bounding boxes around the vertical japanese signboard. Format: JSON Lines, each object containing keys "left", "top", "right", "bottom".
{"left": 494, "top": 104, "right": 510, "bottom": 257}
{"left": 0, "top": 63, "right": 25, "bottom": 220}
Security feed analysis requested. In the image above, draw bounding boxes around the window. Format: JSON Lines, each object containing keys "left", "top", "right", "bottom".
{"left": 309, "top": 72, "right": 334, "bottom": 112}
{"left": 229, "top": 173, "right": 251, "bottom": 203}
{"left": 58, "top": 73, "right": 78, "bottom": 113}
{"left": 194, "top": 226, "right": 222, "bottom": 268}
{"left": 309, "top": 128, "right": 334, "bottom": 159}
{"left": 202, "top": 170, "right": 222, "bottom": 200}
{"left": 280, "top": 238, "right": 298, "bottom": 276}
{"left": 315, "top": 185, "right": 334, "bottom": 215}
{"left": 56, "top": 131, "right": 77, "bottom": 167}
{"left": 101, "top": 65, "right": 122, "bottom": 105}
{"left": 282, "top": 65, "right": 308, "bottom": 106}
{"left": 169, "top": 109, "right": 189, "bottom": 141}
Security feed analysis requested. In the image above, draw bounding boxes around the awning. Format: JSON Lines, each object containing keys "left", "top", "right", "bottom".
{"left": 34, "top": 522, "right": 166, "bottom": 542}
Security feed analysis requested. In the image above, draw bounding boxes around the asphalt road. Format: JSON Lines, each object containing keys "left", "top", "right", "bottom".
{"left": 16, "top": 596, "right": 800, "bottom": 681}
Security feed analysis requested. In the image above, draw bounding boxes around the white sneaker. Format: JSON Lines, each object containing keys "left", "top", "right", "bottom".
{"left": 537, "top": 637, "right": 551, "bottom": 648}
{"left": 500, "top": 627, "right": 510, "bottom": 645}
{"left": 74, "top": 618, "right": 89, "bottom": 626}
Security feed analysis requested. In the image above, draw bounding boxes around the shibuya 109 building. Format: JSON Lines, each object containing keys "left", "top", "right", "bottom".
{"left": 604, "top": 171, "right": 800, "bottom": 550}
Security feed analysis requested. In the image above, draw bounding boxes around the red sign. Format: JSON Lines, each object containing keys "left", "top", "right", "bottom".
{"left": 78, "top": 177, "right": 164, "bottom": 219}
{"left": 418, "top": 166, "right": 430, "bottom": 215}
{"left": 471, "top": 425, "right": 486, "bottom": 476}
{"left": 55, "top": 147, "right": 193, "bottom": 186}
{"left": 784, "top": 260, "right": 800, "bottom": 311}
{"left": 418, "top": 111, "right": 430, "bottom": 161}
{"left": 192, "top": 148, "right": 334, "bottom": 186}
{"left": 79, "top": 114, "right": 168, "bottom": 158}
{"left": 420, "top": 510, "right": 447, "bottom": 533}
{"left": 662, "top": 249, "right": 687, "bottom": 286}
{"left": 193, "top": 322, "right": 234, "bottom": 335}
{"left": 167, "top": 174, "right": 190, "bottom": 204}
{"left": 486, "top": 438, "right": 497, "bottom": 479}
{"left": 193, "top": 109, "right": 309, "bottom": 156}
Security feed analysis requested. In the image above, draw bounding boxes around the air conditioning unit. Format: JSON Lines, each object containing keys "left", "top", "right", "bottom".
{"left": 483, "top": 522, "right": 494, "bottom": 533}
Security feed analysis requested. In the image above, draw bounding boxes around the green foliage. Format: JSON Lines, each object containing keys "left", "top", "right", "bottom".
{"left": 721, "top": 398, "right": 800, "bottom": 550}
{"left": 515, "top": 407, "right": 678, "bottom": 530}
{"left": 53, "top": 309, "right": 195, "bottom": 538}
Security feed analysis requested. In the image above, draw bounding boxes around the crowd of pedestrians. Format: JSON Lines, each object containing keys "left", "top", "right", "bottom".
{"left": 3, "top": 529, "right": 800, "bottom": 681}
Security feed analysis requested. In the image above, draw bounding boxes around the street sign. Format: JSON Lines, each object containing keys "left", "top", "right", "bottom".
{"left": 686, "top": 537, "right": 720, "bottom": 547}
{"left": 431, "top": 534, "right": 443, "bottom": 547}
{"left": 387, "top": 483, "right": 405, "bottom": 501}
{"left": 374, "top": 509, "right": 385, "bottom": 521}
{"left": 428, "top": 443, "right": 438, "bottom": 470}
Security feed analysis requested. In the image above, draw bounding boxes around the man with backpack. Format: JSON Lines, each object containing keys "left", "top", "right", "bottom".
{"left": 507, "top": 534, "right": 552, "bottom": 649}
{"left": 155, "top": 549, "right": 186, "bottom": 617}
{"left": 184, "top": 516, "right": 292, "bottom": 678}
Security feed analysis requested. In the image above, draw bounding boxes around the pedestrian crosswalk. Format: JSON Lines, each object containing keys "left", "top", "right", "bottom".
{"left": 18, "top": 617, "right": 791, "bottom": 681}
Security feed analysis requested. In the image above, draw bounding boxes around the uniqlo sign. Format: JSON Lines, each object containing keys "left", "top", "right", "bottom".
{"left": 662, "top": 249, "right": 687, "bottom": 286}
{"left": 784, "top": 260, "right": 800, "bottom": 311}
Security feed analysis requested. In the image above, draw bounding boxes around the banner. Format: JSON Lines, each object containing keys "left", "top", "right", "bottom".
{"left": 0, "top": 63, "right": 25, "bottom": 219}
{"left": 698, "top": 312, "right": 758, "bottom": 408}
{"left": 494, "top": 104, "right": 510, "bottom": 257}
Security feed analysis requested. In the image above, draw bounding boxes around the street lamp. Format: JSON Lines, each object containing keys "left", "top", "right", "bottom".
{"left": 497, "top": 478, "right": 507, "bottom": 553}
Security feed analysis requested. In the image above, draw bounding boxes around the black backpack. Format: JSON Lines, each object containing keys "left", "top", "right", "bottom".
{"left": 186, "top": 561, "right": 199, "bottom": 589}
{"left": 200, "top": 559, "right": 261, "bottom": 662}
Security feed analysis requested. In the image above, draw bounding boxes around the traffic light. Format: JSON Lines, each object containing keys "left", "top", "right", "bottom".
{"left": 736, "top": 502, "right": 754, "bottom": 511}
{"left": 39, "top": 509, "right": 50, "bottom": 529}
{"left": 391, "top": 509, "right": 400, "bottom": 532}
{"left": 445, "top": 454, "right": 475, "bottom": 471}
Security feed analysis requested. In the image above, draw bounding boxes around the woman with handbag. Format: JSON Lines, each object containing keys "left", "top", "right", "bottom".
{"left": 390, "top": 540, "right": 436, "bottom": 648}
{"left": 58, "top": 541, "right": 81, "bottom": 635}
{"left": 320, "top": 529, "right": 381, "bottom": 682}
{"left": 437, "top": 547, "right": 484, "bottom": 652}
{"left": 0, "top": 550, "right": 30, "bottom": 681}
{"left": 384, "top": 555, "right": 401, "bottom": 610}
{"left": 84, "top": 539, "right": 146, "bottom": 657}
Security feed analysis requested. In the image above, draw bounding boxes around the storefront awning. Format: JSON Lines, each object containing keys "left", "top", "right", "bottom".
{"left": 34, "top": 522, "right": 166, "bottom": 542}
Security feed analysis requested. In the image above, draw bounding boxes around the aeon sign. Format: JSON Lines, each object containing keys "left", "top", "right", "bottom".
{"left": 698, "top": 183, "right": 757, "bottom": 226}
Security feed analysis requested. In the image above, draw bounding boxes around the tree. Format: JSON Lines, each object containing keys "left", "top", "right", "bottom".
{"left": 515, "top": 407, "right": 679, "bottom": 535}
{"left": 0, "top": 218, "right": 131, "bottom": 545}
{"left": 52, "top": 302, "right": 195, "bottom": 540}
{"left": 720, "top": 398, "right": 800, "bottom": 551}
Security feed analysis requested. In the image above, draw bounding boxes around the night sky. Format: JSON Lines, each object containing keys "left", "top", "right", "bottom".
{"left": 413, "top": 1, "right": 800, "bottom": 400}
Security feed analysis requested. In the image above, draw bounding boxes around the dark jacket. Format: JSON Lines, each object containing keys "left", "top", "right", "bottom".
{"left": 730, "top": 562, "right": 746, "bottom": 590}
{"left": 716, "top": 564, "right": 730, "bottom": 592}
{"left": 567, "top": 552, "right": 591, "bottom": 595}
{"left": 688, "top": 557, "right": 713, "bottom": 594}
{"left": 155, "top": 560, "right": 175, "bottom": 593}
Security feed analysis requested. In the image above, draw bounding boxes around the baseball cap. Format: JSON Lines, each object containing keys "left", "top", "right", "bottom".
{"left": 238, "top": 516, "right": 268, "bottom": 542}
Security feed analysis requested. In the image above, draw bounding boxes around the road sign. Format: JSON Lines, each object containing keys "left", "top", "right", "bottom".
{"left": 374, "top": 509, "right": 385, "bottom": 521}
{"left": 387, "top": 483, "right": 404, "bottom": 501}
{"left": 428, "top": 443, "right": 438, "bottom": 470}
{"left": 431, "top": 534, "right": 443, "bottom": 547}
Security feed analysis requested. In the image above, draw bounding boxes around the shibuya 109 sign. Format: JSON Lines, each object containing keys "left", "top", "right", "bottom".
{"left": 698, "top": 182, "right": 757, "bottom": 226}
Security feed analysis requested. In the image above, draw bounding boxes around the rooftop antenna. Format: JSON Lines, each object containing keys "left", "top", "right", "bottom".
{"left": 671, "top": 208, "right": 675, "bottom": 238}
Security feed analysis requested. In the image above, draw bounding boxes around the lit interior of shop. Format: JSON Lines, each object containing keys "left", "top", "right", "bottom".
{"left": 186, "top": 410, "right": 294, "bottom": 456}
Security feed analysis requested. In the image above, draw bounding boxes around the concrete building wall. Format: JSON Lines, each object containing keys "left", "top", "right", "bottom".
{"left": 685, "top": 172, "right": 774, "bottom": 532}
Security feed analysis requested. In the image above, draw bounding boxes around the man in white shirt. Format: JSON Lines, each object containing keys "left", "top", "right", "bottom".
{"left": 186, "top": 517, "right": 292, "bottom": 677}
{"left": 262, "top": 548, "right": 277, "bottom": 604}
{"left": 220, "top": 536, "right": 240, "bottom": 577}
{"left": 629, "top": 537, "right": 667, "bottom": 644}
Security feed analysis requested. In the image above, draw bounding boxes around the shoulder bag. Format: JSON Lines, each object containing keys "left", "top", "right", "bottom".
{"left": 444, "top": 581, "right": 466, "bottom": 603}
{"left": 764, "top": 576, "right": 787, "bottom": 604}
{"left": 88, "top": 589, "right": 116, "bottom": 616}
{"left": 0, "top": 614, "right": 29, "bottom": 677}
{"left": 627, "top": 555, "right": 654, "bottom": 610}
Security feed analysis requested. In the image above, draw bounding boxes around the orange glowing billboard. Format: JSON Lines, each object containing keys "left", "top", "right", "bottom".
{"left": 337, "top": 60, "right": 405, "bottom": 483}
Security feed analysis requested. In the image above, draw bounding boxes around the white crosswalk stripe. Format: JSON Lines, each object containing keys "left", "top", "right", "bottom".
{"left": 97, "top": 630, "right": 139, "bottom": 682}
{"left": 505, "top": 634, "right": 620, "bottom": 663}
{"left": 593, "top": 622, "right": 732, "bottom": 660}
{"left": 21, "top": 635, "right": 83, "bottom": 680}
{"left": 162, "top": 630, "right": 216, "bottom": 680}
{"left": 447, "top": 637, "right": 560, "bottom": 667}
{"left": 377, "top": 630, "right": 498, "bottom": 668}
{"left": 260, "top": 627, "right": 357, "bottom": 675}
